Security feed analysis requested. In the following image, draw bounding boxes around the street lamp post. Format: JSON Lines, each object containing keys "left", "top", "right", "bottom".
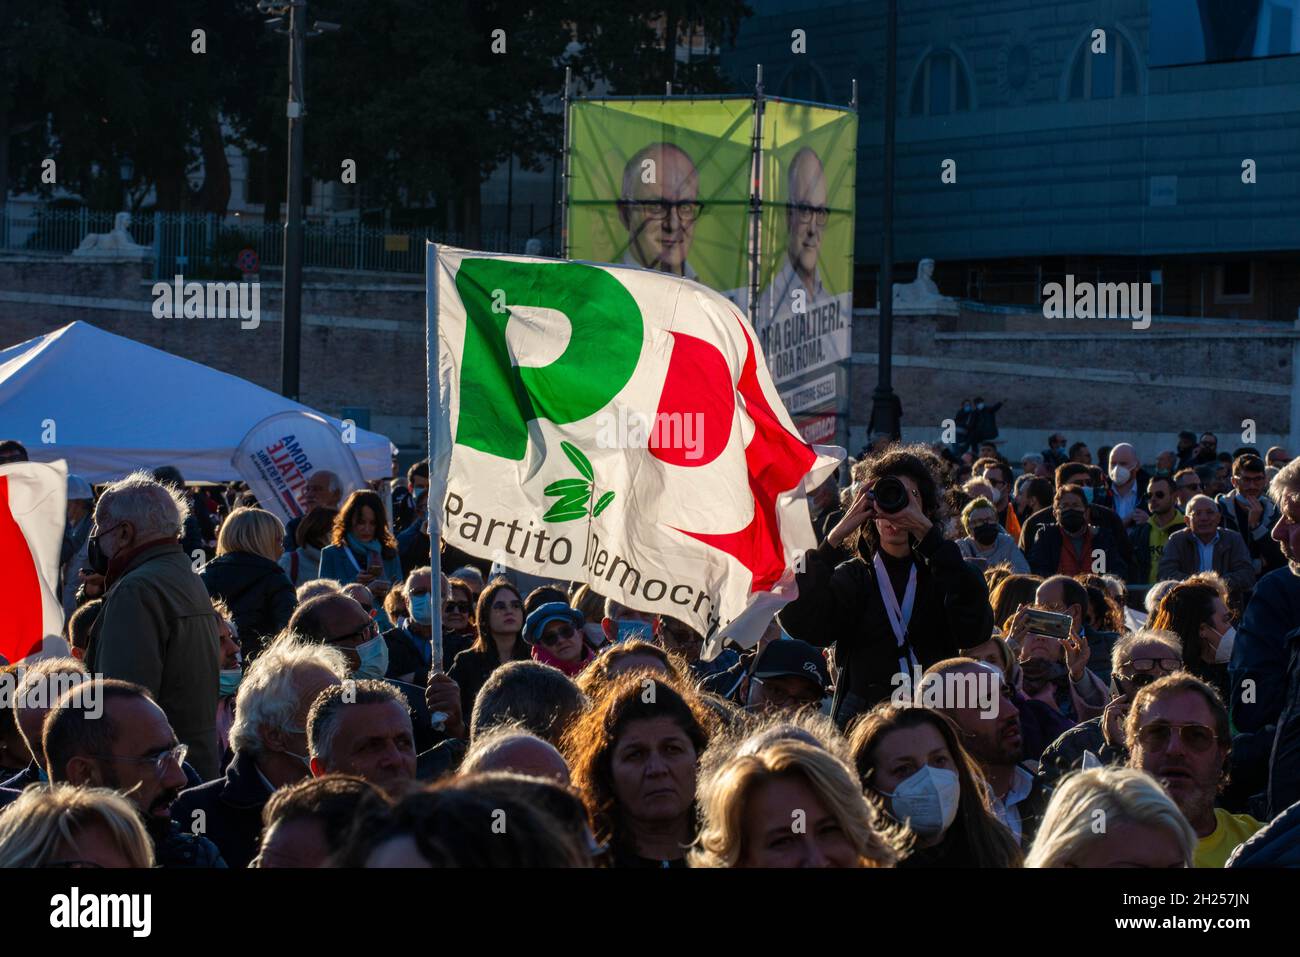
{"left": 868, "top": 0, "right": 902, "bottom": 445}
{"left": 281, "top": 1, "right": 306, "bottom": 402}
{"left": 261, "top": 1, "right": 337, "bottom": 401}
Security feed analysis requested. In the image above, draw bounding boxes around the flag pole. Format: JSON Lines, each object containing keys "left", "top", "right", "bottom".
{"left": 426, "top": 242, "right": 444, "bottom": 676}
{"left": 558, "top": 66, "right": 572, "bottom": 259}
{"left": 747, "top": 63, "right": 764, "bottom": 327}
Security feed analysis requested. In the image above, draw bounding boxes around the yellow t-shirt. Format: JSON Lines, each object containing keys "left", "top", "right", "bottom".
{"left": 1194, "top": 808, "right": 1263, "bottom": 868}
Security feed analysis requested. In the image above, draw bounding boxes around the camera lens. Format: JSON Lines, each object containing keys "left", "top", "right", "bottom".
{"left": 871, "top": 476, "right": 909, "bottom": 514}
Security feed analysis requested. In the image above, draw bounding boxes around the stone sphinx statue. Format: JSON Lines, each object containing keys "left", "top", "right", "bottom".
{"left": 71, "top": 211, "right": 151, "bottom": 260}
{"left": 891, "top": 258, "right": 957, "bottom": 312}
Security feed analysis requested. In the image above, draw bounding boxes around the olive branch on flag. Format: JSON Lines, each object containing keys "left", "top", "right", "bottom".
{"left": 542, "top": 441, "right": 615, "bottom": 523}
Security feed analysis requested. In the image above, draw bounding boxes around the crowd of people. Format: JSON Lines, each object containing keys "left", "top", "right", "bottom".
{"left": 1, "top": 426, "right": 1298, "bottom": 869}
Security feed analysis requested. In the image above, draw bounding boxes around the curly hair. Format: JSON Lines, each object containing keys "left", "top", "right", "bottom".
{"left": 561, "top": 672, "right": 716, "bottom": 864}
{"left": 331, "top": 489, "right": 398, "bottom": 557}
{"left": 847, "top": 444, "right": 947, "bottom": 557}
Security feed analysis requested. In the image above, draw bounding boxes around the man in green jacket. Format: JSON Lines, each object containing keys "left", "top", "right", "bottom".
{"left": 85, "top": 472, "right": 221, "bottom": 780}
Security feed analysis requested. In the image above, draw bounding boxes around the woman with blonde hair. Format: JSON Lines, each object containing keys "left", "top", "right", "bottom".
{"left": 1025, "top": 767, "right": 1195, "bottom": 868}
{"left": 199, "top": 506, "right": 296, "bottom": 659}
{"left": 691, "top": 739, "right": 902, "bottom": 868}
{"left": 0, "top": 784, "right": 154, "bottom": 868}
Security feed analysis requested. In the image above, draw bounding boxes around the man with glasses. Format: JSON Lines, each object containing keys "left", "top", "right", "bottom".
{"left": 738, "top": 638, "right": 830, "bottom": 715}
{"left": 288, "top": 593, "right": 455, "bottom": 750}
{"left": 1038, "top": 629, "right": 1183, "bottom": 787}
{"left": 753, "top": 147, "right": 849, "bottom": 383}
{"left": 44, "top": 679, "right": 226, "bottom": 867}
{"left": 617, "top": 141, "right": 701, "bottom": 279}
{"left": 1172, "top": 467, "right": 1203, "bottom": 509}
{"left": 1125, "top": 672, "right": 1261, "bottom": 868}
{"left": 1128, "top": 475, "right": 1187, "bottom": 586}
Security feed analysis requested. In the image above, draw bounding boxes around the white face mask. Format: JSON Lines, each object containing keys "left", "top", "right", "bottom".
{"left": 987, "top": 487, "right": 1001, "bottom": 506}
{"left": 882, "top": 765, "right": 960, "bottom": 839}
{"left": 1210, "top": 625, "right": 1237, "bottom": 664}
{"left": 1110, "top": 465, "right": 1132, "bottom": 486}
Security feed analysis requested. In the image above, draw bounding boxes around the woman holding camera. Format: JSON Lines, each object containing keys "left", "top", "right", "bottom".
{"left": 779, "top": 445, "right": 994, "bottom": 729}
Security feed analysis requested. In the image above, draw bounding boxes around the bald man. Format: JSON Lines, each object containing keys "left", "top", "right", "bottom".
{"left": 1106, "top": 443, "right": 1151, "bottom": 528}
{"left": 617, "top": 142, "right": 701, "bottom": 278}
{"left": 752, "top": 147, "right": 850, "bottom": 385}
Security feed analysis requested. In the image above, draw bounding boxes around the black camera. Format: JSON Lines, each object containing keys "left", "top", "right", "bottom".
{"left": 869, "top": 476, "right": 909, "bottom": 514}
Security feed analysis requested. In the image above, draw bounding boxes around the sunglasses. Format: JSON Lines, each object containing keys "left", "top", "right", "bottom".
{"left": 1123, "top": 657, "right": 1181, "bottom": 673}
{"left": 540, "top": 623, "right": 576, "bottom": 646}
{"left": 1136, "top": 721, "right": 1218, "bottom": 754}
{"left": 445, "top": 601, "right": 472, "bottom": 614}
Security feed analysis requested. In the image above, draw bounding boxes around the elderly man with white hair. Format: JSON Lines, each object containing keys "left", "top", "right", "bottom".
{"left": 170, "top": 636, "right": 347, "bottom": 868}
{"left": 1157, "top": 494, "right": 1255, "bottom": 607}
{"left": 84, "top": 471, "right": 223, "bottom": 779}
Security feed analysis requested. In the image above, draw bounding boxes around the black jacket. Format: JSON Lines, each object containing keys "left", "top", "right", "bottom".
{"left": 199, "top": 553, "right": 297, "bottom": 660}
{"left": 778, "top": 525, "right": 992, "bottom": 728}
{"left": 1267, "top": 625, "right": 1300, "bottom": 818}
{"left": 448, "top": 639, "right": 531, "bottom": 720}
{"left": 1036, "top": 716, "right": 1126, "bottom": 789}
{"left": 1026, "top": 523, "right": 1129, "bottom": 580}
{"left": 152, "top": 819, "right": 227, "bottom": 868}
{"left": 1020, "top": 503, "right": 1134, "bottom": 569}
{"left": 968, "top": 402, "right": 1003, "bottom": 444}
{"left": 170, "top": 749, "right": 275, "bottom": 870}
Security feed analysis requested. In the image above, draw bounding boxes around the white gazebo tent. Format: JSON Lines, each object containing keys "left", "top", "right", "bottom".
{"left": 0, "top": 321, "right": 396, "bottom": 482}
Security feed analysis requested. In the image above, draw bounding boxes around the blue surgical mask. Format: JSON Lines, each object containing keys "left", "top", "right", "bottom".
{"left": 616, "top": 620, "right": 653, "bottom": 643}
{"left": 355, "top": 635, "right": 389, "bottom": 680}
{"left": 1081, "top": 486, "right": 1094, "bottom": 503}
{"left": 219, "top": 668, "right": 243, "bottom": 697}
{"left": 409, "top": 592, "right": 432, "bottom": 626}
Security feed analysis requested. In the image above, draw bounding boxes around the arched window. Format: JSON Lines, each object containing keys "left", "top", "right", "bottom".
{"left": 777, "top": 61, "right": 830, "bottom": 102}
{"left": 908, "top": 47, "right": 974, "bottom": 116}
{"left": 1066, "top": 27, "right": 1140, "bottom": 100}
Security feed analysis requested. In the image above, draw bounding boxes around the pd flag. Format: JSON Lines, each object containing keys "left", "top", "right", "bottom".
{"left": 0, "top": 460, "right": 67, "bottom": 663}
{"left": 429, "top": 245, "right": 843, "bottom": 653}
{"left": 233, "top": 412, "right": 367, "bottom": 525}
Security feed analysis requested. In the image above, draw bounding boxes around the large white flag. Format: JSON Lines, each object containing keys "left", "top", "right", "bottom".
{"left": 429, "top": 245, "right": 843, "bottom": 654}
{"left": 233, "top": 411, "right": 368, "bottom": 525}
{"left": 0, "top": 460, "right": 67, "bottom": 663}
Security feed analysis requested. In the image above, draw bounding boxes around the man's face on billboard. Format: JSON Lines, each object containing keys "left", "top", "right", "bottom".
{"left": 785, "top": 151, "right": 828, "bottom": 281}
{"left": 620, "top": 145, "right": 699, "bottom": 275}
